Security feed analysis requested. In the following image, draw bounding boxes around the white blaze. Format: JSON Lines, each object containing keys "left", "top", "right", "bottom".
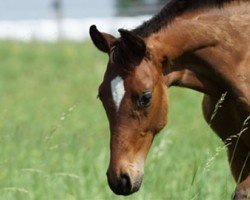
{"left": 111, "top": 76, "right": 125, "bottom": 111}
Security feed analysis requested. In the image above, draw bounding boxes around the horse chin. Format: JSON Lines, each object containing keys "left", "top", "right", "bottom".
{"left": 130, "top": 174, "right": 144, "bottom": 194}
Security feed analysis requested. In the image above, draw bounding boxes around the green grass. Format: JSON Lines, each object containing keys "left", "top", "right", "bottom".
{"left": 0, "top": 41, "right": 234, "bottom": 200}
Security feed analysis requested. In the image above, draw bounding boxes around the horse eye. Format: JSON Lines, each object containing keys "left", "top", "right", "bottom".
{"left": 139, "top": 91, "right": 152, "bottom": 108}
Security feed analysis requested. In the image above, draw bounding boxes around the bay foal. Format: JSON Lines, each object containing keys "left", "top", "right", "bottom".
{"left": 90, "top": 1, "right": 250, "bottom": 199}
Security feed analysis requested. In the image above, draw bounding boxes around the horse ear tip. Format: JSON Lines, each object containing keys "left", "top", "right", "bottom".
{"left": 118, "top": 28, "right": 130, "bottom": 36}
{"left": 90, "top": 25, "right": 98, "bottom": 33}
{"left": 89, "top": 24, "right": 96, "bottom": 30}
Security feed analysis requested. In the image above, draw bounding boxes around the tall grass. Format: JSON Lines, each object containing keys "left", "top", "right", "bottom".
{"left": 0, "top": 41, "right": 234, "bottom": 199}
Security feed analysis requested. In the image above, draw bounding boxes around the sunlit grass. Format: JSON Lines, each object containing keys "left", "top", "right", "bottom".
{"left": 0, "top": 41, "right": 234, "bottom": 199}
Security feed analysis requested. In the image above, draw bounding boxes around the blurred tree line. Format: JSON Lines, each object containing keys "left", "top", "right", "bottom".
{"left": 116, "top": 0, "right": 168, "bottom": 16}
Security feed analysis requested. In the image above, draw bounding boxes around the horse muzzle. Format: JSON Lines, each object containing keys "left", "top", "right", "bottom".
{"left": 106, "top": 168, "right": 144, "bottom": 196}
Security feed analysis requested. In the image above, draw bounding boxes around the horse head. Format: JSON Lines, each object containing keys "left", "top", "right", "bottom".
{"left": 90, "top": 25, "right": 168, "bottom": 195}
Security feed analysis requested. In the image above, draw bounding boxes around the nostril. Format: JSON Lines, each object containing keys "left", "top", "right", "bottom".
{"left": 120, "top": 173, "right": 132, "bottom": 193}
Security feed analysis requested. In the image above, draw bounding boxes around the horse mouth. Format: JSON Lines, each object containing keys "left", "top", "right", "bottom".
{"left": 107, "top": 173, "right": 143, "bottom": 196}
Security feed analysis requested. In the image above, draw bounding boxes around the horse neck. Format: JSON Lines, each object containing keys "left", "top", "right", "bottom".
{"left": 146, "top": 5, "right": 250, "bottom": 99}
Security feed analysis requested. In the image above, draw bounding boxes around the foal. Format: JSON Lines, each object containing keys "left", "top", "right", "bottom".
{"left": 90, "top": 1, "right": 250, "bottom": 199}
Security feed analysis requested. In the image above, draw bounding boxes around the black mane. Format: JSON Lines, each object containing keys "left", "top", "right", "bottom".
{"left": 132, "top": 0, "right": 234, "bottom": 37}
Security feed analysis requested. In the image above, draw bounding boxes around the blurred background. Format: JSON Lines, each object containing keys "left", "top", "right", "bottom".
{"left": 0, "top": 0, "right": 167, "bottom": 41}
{"left": 0, "top": 1, "right": 233, "bottom": 199}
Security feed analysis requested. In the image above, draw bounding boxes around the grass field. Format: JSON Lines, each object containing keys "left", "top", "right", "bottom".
{"left": 0, "top": 41, "right": 235, "bottom": 200}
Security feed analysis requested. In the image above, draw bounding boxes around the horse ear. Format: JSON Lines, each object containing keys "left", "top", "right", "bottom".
{"left": 118, "top": 29, "right": 146, "bottom": 61}
{"left": 89, "top": 25, "right": 116, "bottom": 53}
